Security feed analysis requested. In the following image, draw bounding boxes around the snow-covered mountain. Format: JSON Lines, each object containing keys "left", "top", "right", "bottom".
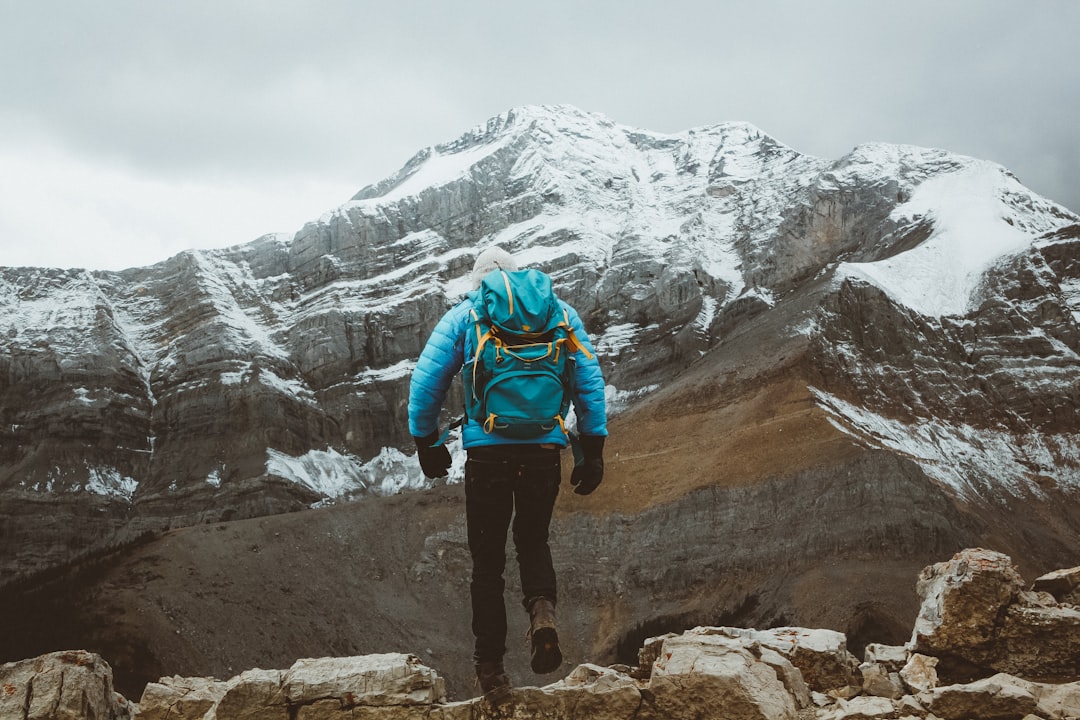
{"left": 1, "top": 104, "right": 1078, "bottom": 585}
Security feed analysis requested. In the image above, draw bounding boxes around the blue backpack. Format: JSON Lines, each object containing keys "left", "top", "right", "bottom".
{"left": 464, "top": 268, "right": 594, "bottom": 439}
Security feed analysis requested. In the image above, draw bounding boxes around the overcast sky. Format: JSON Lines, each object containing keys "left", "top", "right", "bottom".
{"left": 1, "top": 1, "right": 1077, "bottom": 272}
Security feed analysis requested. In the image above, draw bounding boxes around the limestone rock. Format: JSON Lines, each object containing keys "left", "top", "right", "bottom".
{"left": 278, "top": 654, "right": 446, "bottom": 707}
{"left": 125, "top": 630, "right": 812, "bottom": 720}
{"left": 1034, "top": 679, "right": 1080, "bottom": 719}
{"left": 638, "top": 632, "right": 677, "bottom": 675}
{"left": 899, "top": 653, "right": 939, "bottom": 694}
{"left": 859, "top": 661, "right": 903, "bottom": 699}
{"left": 436, "top": 664, "right": 644, "bottom": 720}
{"left": 863, "top": 644, "right": 908, "bottom": 673}
{"left": 910, "top": 549, "right": 1080, "bottom": 680}
{"left": 136, "top": 676, "right": 227, "bottom": 720}
{"left": 136, "top": 655, "right": 447, "bottom": 720}
{"left": 649, "top": 632, "right": 799, "bottom": 720}
{"left": 995, "top": 599, "right": 1080, "bottom": 678}
{"left": 909, "top": 548, "right": 1025, "bottom": 664}
{"left": 918, "top": 674, "right": 1040, "bottom": 719}
{"left": 1032, "top": 566, "right": 1080, "bottom": 606}
{"left": 759, "top": 647, "right": 813, "bottom": 709}
{"left": 817, "top": 695, "right": 896, "bottom": 720}
{"left": 703, "top": 626, "right": 860, "bottom": 692}
{"left": 211, "top": 667, "right": 284, "bottom": 719}
{"left": 0, "top": 650, "right": 132, "bottom": 720}
{"left": 919, "top": 674, "right": 1080, "bottom": 720}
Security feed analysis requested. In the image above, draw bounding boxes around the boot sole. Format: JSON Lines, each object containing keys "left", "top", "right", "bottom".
{"left": 482, "top": 683, "right": 513, "bottom": 705}
{"left": 530, "top": 627, "right": 562, "bottom": 674}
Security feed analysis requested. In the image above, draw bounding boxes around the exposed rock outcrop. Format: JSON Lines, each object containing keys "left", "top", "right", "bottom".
{"left": 910, "top": 548, "right": 1080, "bottom": 681}
{"left": 6, "top": 549, "right": 1078, "bottom": 719}
{"left": 0, "top": 650, "right": 134, "bottom": 720}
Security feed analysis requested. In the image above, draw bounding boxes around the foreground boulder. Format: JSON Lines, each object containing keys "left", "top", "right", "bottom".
{"left": 1033, "top": 566, "right": 1080, "bottom": 606}
{"left": 136, "top": 676, "right": 226, "bottom": 720}
{"left": 134, "top": 633, "right": 804, "bottom": 720}
{"left": 646, "top": 631, "right": 802, "bottom": 719}
{"left": 140, "top": 653, "right": 447, "bottom": 720}
{"left": 697, "top": 626, "right": 860, "bottom": 693}
{"left": 918, "top": 673, "right": 1080, "bottom": 720}
{"left": 909, "top": 547, "right": 1080, "bottom": 681}
{"left": 0, "top": 650, "right": 133, "bottom": 720}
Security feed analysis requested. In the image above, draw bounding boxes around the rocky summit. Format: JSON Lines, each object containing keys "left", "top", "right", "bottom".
{"left": 4, "top": 549, "right": 1080, "bottom": 719}
{"left": 1, "top": 105, "right": 1079, "bottom": 700}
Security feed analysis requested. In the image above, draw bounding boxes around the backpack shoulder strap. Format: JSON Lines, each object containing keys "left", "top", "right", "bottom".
{"left": 469, "top": 307, "right": 498, "bottom": 406}
{"left": 558, "top": 307, "right": 595, "bottom": 360}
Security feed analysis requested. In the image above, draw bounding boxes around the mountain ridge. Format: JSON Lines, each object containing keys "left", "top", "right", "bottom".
{"left": 2, "top": 104, "right": 1078, "bottom": 697}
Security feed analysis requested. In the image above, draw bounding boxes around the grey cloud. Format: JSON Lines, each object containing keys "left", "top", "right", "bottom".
{"left": 0, "top": 0, "right": 1077, "bottom": 211}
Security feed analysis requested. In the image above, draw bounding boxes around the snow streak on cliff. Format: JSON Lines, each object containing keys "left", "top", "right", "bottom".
{"left": 1, "top": 104, "right": 1077, "bottom": 519}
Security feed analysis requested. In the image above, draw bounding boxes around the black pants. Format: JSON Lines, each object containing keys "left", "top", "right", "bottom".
{"left": 465, "top": 444, "right": 561, "bottom": 664}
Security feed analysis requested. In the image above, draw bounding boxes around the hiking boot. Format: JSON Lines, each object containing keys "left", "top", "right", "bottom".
{"left": 527, "top": 597, "right": 562, "bottom": 674}
{"left": 475, "top": 660, "right": 511, "bottom": 700}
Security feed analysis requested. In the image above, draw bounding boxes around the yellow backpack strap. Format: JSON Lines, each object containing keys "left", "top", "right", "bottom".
{"left": 566, "top": 330, "right": 593, "bottom": 359}
{"left": 558, "top": 307, "right": 595, "bottom": 359}
{"left": 471, "top": 309, "right": 496, "bottom": 402}
{"left": 565, "top": 328, "right": 594, "bottom": 360}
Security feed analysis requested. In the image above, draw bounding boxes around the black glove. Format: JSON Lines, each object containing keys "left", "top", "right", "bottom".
{"left": 414, "top": 432, "right": 451, "bottom": 478}
{"left": 570, "top": 435, "right": 605, "bottom": 495}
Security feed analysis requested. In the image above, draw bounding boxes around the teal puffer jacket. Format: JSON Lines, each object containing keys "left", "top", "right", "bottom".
{"left": 408, "top": 293, "right": 608, "bottom": 448}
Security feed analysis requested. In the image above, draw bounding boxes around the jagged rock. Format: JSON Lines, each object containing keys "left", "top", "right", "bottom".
{"left": 139, "top": 678, "right": 218, "bottom": 719}
{"left": 995, "top": 595, "right": 1080, "bottom": 679}
{"left": 895, "top": 694, "right": 926, "bottom": 717}
{"left": 1032, "top": 566, "right": 1080, "bottom": 606}
{"left": 859, "top": 661, "right": 903, "bottom": 699}
{"left": 14, "top": 593, "right": 1080, "bottom": 720}
{"left": 648, "top": 632, "right": 799, "bottom": 720}
{"left": 211, "top": 667, "right": 284, "bottom": 719}
{"left": 0, "top": 650, "right": 133, "bottom": 720}
{"left": 437, "top": 664, "right": 644, "bottom": 720}
{"left": 140, "top": 654, "right": 446, "bottom": 720}
{"left": 278, "top": 654, "right": 446, "bottom": 706}
{"left": 816, "top": 695, "right": 896, "bottom": 720}
{"left": 910, "top": 548, "right": 1080, "bottom": 680}
{"left": 899, "top": 653, "right": 940, "bottom": 694}
{"left": 917, "top": 673, "right": 1080, "bottom": 720}
{"left": 909, "top": 548, "right": 1025, "bottom": 663}
{"left": 1035, "top": 679, "right": 1080, "bottom": 719}
{"left": 638, "top": 632, "right": 676, "bottom": 674}
{"left": 127, "top": 629, "right": 812, "bottom": 719}
{"left": 136, "top": 676, "right": 226, "bottom": 720}
{"left": 758, "top": 647, "right": 813, "bottom": 710}
{"left": 863, "top": 644, "right": 908, "bottom": 673}
{"left": 918, "top": 674, "right": 1040, "bottom": 719}
{"left": 702, "top": 626, "right": 860, "bottom": 693}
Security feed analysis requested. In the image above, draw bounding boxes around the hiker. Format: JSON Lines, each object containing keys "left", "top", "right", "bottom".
{"left": 407, "top": 246, "right": 607, "bottom": 697}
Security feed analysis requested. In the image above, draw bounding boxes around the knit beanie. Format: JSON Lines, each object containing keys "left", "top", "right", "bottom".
{"left": 470, "top": 246, "right": 518, "bottom": 289}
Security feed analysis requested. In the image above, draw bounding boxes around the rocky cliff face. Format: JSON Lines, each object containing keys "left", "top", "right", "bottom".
{"left": 2, "top": 105, "right": 1079, "bottom": 700}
